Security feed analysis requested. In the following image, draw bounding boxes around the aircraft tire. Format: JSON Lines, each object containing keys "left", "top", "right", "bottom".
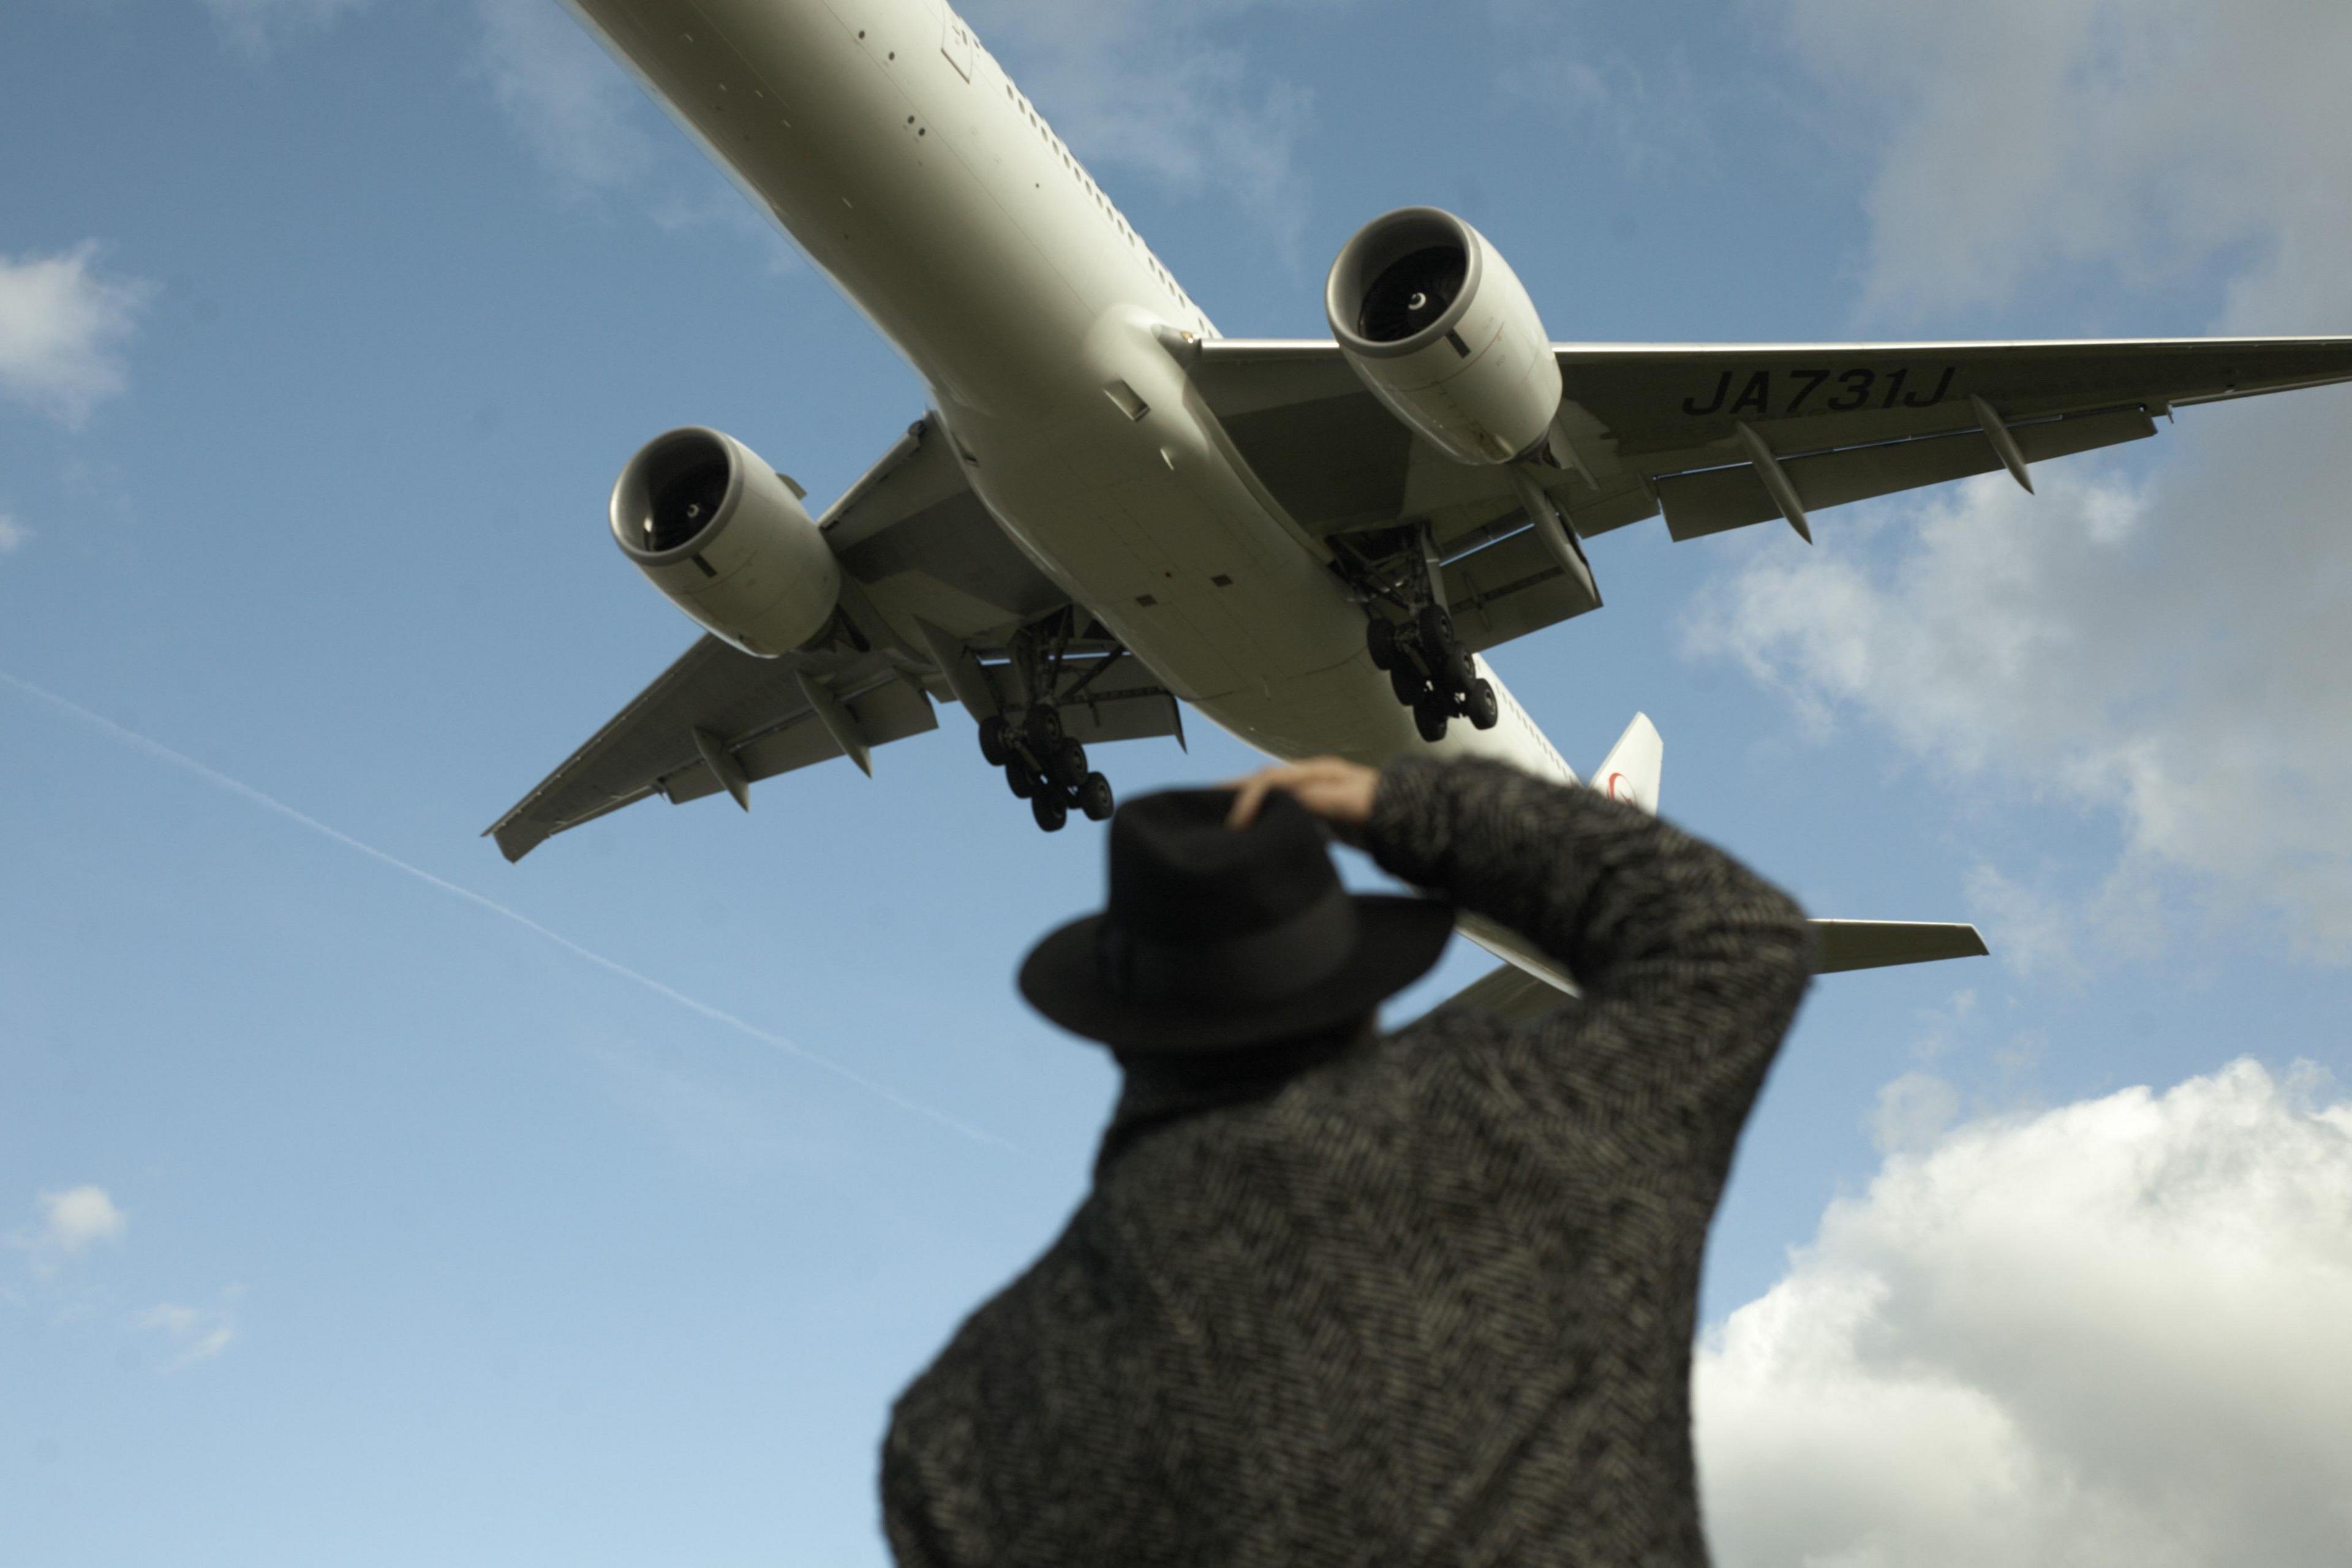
{"left": 978, "top": 715, "right": 1009, "bottom": 767}
{"left": 1050, "top": 739, "right": 1089, "bottom": 791}
{"left": 1444, "top": 643, "right": 1477, "bottom": 693}
{"left": 1390, "top": 665, "right": 1427, "bottom": 706}
{"left": 1366, "top": 616, "right": 1397, "bottom": 671}
{"left": 1027, "top": 705, "right": 1063, "bottom": 748}
{"left": 1033, "top": 793, "right": 1069, "bottom": 833}
{"left": 1415, "top": 604, "right": 1455, "bottom": 669}
{"left": 1079, "top": 773, "right": 1115, "bottom": 822}
{"left": 1466, "top": 679, "right": 1499, "bottom": 730}
{"left": 1006, "top": 761, "right": 1036, "bottom": 799}
{"left": 1414, "top": 693, "right": 1450, "bottom": 744}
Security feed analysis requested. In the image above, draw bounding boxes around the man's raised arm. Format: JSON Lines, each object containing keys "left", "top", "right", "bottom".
{"left": 1365, "top": 757, "right": 1814, "bottom": 1168}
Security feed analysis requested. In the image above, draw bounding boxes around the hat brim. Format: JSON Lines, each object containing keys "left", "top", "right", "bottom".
{"left": 1017, "top": 894, "right": 1458, "bottom": 1054}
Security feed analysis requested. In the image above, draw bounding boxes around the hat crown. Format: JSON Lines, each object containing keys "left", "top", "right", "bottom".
{"left": 1108, "top": 790, "right": 1339, "bottom": 942}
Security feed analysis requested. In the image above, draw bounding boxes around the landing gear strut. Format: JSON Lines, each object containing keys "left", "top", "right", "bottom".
{"left": 1352, "top": 529, "right": 1499, "bottom": 744}
{"left": 976, "top": 614, "right": 1119, "bottom": 832}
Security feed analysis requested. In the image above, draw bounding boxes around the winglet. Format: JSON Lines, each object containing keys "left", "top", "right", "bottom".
{"left": 1593, "top": 712, "right": 1664, "bottom": 814}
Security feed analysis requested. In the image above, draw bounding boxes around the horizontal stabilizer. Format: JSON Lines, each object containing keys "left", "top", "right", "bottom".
{"left": 1812, "top": 920, "right": 1989, "bottom": 974}
{"left": 1427, "top": 962, "right": 1576, "bottom": 1024}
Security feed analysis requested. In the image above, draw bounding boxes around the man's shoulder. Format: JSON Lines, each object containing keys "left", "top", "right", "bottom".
{"left": 891, "top": 1202, "right": 1111, "bottom": 1426}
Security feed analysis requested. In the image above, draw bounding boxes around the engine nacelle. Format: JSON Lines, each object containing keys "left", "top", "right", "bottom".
{"left": 1325, "top": 207, "right": 1563, "bottom": 466}
{"left": 609, "top": 426, "right": 842, "bottom": 659}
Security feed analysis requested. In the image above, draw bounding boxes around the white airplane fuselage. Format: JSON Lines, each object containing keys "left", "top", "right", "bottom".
{"left": 567, "top": 0, "right": 1575, "bottom": 785}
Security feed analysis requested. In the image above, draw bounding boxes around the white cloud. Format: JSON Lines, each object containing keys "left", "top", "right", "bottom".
{"left": 1687, "top": 410, "right": 2352, "bottom": 959}
{"left": 37, "top": 1186, "right": 127, "bottom": 1256}
{"left": 8, "top": 1186, "right": 127, "bottom": 1281}
{"left": 475, "top": 0, "right": 655, "bottom": 195}
{"left": 1676, "top": 2, "right": 2352, "bottom": 961}
{"left": 0, "top": 245, "right": 155, "bottom": 428}
{"left": 199, "top": 0, "right": 368, "bottom": 58}
{"left": 1785, "top": 0, "right": 2352, "bottom": 325}
{"left": 0, "top": 513, "right": 28, "bottom": 556}
{"left": 133, "top": 1292, "right": 241, "bottom": 1371}
{"left": 1488, "top": 0, "right": 1707, "bottom": 176}
{"left": 1697, "top": 1059, "right": 2352, "bottom": 1567}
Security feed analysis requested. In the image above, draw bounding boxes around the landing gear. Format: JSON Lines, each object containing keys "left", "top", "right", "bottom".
{"left": 1464, "top": 677, "right": 1500, "bottom": 731}
{"left": 1349, "top": 529, "right": 1500, "bottom": 744}
{"left": 1078, "top": 772, "right": 1115, "bottom": 823}
{"left": 990, "top": 716, "right": 1112, "bottom": 827}
{"left": 966, "top": 610, "right": 1141, "bottom": 832}
{"left": 1414, "top": 692, "right": 1450, "bottom": 744}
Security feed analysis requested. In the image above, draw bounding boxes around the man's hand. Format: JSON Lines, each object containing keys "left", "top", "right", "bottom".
{"left": 1226, "top": 758, "right": 1381, "bottom": 845}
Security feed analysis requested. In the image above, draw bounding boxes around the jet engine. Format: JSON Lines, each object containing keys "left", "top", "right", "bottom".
{"left": 1325, "top": 207, "right": 1562, "bottom": 466}
{"left": 609, "top": 426, "right": 842, "bottom": 658}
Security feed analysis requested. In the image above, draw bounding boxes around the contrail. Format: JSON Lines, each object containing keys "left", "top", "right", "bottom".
{"left": 0, "top": 670, "right": 1020, "bottom": 1155}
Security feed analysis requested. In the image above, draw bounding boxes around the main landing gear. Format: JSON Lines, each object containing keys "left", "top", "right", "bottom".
{"left": 1342, "top": 526, "right": 1499, "bottom": 745}
{"left": 1370, "top": 605, "right": 1498, "bottom": 742}
{"left": 978, "top": 705, "right": 1115, "bottom": 834}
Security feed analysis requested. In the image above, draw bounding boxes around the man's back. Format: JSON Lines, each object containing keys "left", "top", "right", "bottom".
{"left": 884, "top": 758, "right": 1813, "bottom": 1567}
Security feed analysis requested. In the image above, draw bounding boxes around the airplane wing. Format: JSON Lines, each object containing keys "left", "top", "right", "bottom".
{"left": 1188, "top": 334, "right": 2352, "bottom": 651}
{"left": 488, "top": 418, "right": 1185, "bottom": 861}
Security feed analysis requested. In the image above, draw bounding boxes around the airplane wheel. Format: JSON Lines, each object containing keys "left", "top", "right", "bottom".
{"left": 1414, "top": 692, "right": 1450, "bottom": 744}
{"left": 1390, "top": 665, "right": 1428, "bottom": 706}
{"left": 1466, "top": 678, "right": 1500, "bottom": 731}
{"left": 1443, "top": 642, "right": 1477, "bottom": 694}
{"left": 1050, "top": 738, "right": 1089, "bottom": 791}
{"left": 1006, "top": 761, "right": 1036, "bottom": 799}
{"left": 1366, "top": 616, "right": 1398, "bottom": 671}
{"left": 1027, "top": 705, "right": 1063, "bottom": 748}
{"left": 978, "top": 715, "right": 1009, "bottom": 768}
{"left": 1033, "top": 792, "right": 1069, "bottom": 833}
{"left": 1079, "top": 772, "right": 1115, "bottom": 822}
{"left": 1415, "top": 604, "right": 1456, "bottom": 668}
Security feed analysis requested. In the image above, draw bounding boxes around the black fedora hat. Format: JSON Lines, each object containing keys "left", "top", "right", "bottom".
{"left": 1019, "top": 788, "right": 1456, "bottom": 1054}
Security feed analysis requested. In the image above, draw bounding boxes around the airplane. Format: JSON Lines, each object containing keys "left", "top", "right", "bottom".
{"left": 488, "top": 0, "right": 2352, "bottom": 1013}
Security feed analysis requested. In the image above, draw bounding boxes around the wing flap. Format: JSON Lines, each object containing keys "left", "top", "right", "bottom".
{"left": 656, "top": 671, "right": 940, "bottom": 808}
{"left": 1444, "top": 525, "right": 1605, "bottom": 652}
{"left": 1657, "top": 405, "right": 2160, "bottom": 541}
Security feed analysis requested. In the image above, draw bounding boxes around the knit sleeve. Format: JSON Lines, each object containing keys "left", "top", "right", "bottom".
{"left": 1365, "top": 756, "right": 1814, "bottom": 1175}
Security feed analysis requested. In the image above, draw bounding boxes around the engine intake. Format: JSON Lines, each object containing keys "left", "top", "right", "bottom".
{"left": 1326, "top": 208, "right": 1562, "bottom": 466}
{"left": 611, "top": 426, "right": 842, "bottom": 659}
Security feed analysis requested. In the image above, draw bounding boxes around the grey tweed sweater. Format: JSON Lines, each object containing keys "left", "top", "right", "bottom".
{"left": 883, "top": 758, "right": 1814, "bottom": 1567}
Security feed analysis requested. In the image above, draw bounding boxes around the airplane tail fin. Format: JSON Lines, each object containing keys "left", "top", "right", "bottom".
{"left": 1593, "top": 712, "right": 1663, "bottom": 813}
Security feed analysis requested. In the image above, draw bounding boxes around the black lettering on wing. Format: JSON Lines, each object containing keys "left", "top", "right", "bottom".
{"left": 1828, "top": 368, "right": 1875, "bottom": 411}
{"left": 1727, "top": 371, "right": 1771, "bottom": 417}
{"left": 1787, "top": 369, "right": 1831, "bottom": 412}
{"left": 1681, "top": 372, "right": 1731, "bottom": 417}
{"left": 1904, "top": 366, "right": 1958, "bottom": 408}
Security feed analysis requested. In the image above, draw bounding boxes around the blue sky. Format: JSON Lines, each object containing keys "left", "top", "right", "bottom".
{"left": 5, "top": 2, "right": 2348, "bottom": 1564}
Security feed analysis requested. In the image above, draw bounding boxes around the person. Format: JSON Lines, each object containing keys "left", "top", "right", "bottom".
{"left": 881, "top": 754, "right": 1815, "bottom": 1567}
